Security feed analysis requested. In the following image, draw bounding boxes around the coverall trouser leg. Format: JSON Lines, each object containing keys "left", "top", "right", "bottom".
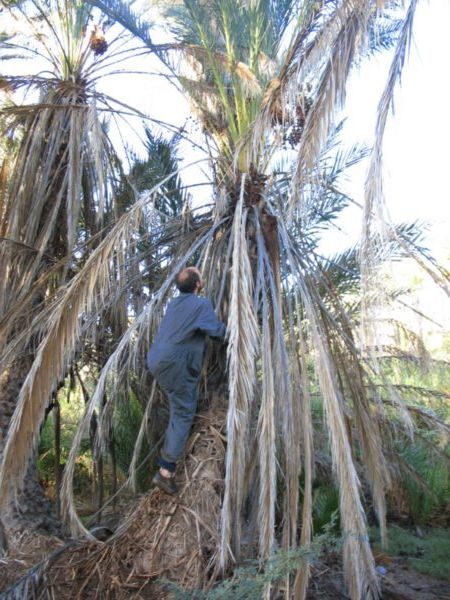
{"left": 152, "top": 361, "right": 199, "bottom": 465}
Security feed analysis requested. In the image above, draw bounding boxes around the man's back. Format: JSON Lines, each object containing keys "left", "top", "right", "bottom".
{"left": 147, "top": 292, "right": 225, "bottom": 374}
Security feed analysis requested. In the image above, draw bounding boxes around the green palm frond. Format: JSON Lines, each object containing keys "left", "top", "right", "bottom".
{"left": 315, "top": 221, "right": 426, "bottom": 299}
{"left": 88, "top": 0, "right": 156, "bottom": 52}
{"left": 113, "top": 388, "right": 151, "bottom": 490}
{"left": 312, "top": 484, "right": 340, "bottom": 534}
{"left": 127, "top": 127, "right": 189, "bottom": 216}
{"left": 393, "top": 442, "right": 450, "bottom": 524}
{"left": 366, "top": 12, "right": 403, "bottom": 56}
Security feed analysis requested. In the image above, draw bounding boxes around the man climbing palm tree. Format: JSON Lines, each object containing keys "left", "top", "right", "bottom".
{"left": 147, "top": 267, "right": 226, "bottom": 494}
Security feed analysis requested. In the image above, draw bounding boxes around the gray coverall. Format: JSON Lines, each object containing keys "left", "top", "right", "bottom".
{"left": 146, "top": 293, "right": 226, "bottom": 467}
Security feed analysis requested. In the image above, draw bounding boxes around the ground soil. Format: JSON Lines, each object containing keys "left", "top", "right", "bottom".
{"left": 306, "top": 551, "right": 450, "bottom": 600}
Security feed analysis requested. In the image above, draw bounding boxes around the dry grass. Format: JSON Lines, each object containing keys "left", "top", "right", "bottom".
{"left": 0, "top": 529, "right": 63, "bottom": 592}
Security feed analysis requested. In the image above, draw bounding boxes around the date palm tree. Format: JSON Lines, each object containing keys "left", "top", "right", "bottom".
{"left": 0, "top": 0, "right": 152, "bottom": 533}
{"left": 1, "top": 1, "right": 445, "bottom": 599}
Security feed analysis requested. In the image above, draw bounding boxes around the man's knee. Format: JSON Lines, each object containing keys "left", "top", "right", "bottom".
{"left": 170, "top": 401, "right": 197, "bottom": 422}
{"left": 169, "top": 383, "right": 197, "bottom": 410}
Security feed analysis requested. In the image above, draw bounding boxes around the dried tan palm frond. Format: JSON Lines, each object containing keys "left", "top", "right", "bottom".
{"left": 292, "top": 324, "right": 314, "bottom": 600}
{"left": 220, "top": 175, "right": 259, "bottom": 567}
{"left": 0, "top": 254, "right": 67, "bottom": 354}
{"left": 363, "top": 0, "right": 418, "bottom": 243}
{"left": 286, "top": 4, "right": 374, "bottom": 218}
{"left": 126, "top": 380, "right": 157, "bottom": 492}
{"left": 334, "top": 341, "right": 391, "bottom": 547}
{"left": 360, "top": 1, "right": 419, "bottom": 370}
{"left": 256, "top": 208, "right": 302, "bottom": 561}
{"left": 284, "top": 273, "right": 315, "bottom": 599}
{"left": 257, "top": 292, "right": 277, "bottom": 561}
{"left": 308, "top": 261, "right": 391, "bottom": 548}
{"left": 303, "top": 306, "right": 379, "bottom": 599}
{"left": 0, "top": 95, "right": 107, "bottom": 318}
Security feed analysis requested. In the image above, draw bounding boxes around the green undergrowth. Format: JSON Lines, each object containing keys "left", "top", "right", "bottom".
{"left": 371, "top": 526, "right": 450, "bottom": 580}
{"left": 162, "top": 527, "right": 341, "bottom": 599}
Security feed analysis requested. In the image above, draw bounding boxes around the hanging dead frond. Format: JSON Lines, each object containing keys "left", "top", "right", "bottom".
{"left": 126, "top": 380, "right": 157, "bottom": 492}
{"left": 220, "top": 175, "right": 259, "bottom": 567}
{"left": 279, "top": 220, "right": 381, "bottom": 600}
{"left": 361, "top": 0, "right": 419, "bottom": 366}
{"left": 287, "top": 4, "right": 373, "bottom": 219}
{"left": 282, "top": 257, "right": 314, "bottom": 599}
{"left": 292, "top": 322, "right": 314, "bottom": 600}
{"left": 257, "top": 293, "right": 277, "bottom": 561}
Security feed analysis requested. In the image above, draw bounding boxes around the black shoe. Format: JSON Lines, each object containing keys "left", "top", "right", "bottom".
{"left": 152, "top": 471, "right": 179, "bottom": 495}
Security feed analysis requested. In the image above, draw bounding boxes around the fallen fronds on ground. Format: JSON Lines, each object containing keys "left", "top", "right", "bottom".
{"left": 1, "top": 409, "right": 226, "bottom": 599}
{"left": 0, "top": 528, "right": 64, "bottom": 594}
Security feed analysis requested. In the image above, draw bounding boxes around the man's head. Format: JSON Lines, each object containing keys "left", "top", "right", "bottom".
{"left": 175, "top": 267, "right": 203, "bottom": 294}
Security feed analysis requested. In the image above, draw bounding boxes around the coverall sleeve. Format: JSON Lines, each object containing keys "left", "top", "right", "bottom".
{"left": 197, "top": 299, "right": 226, "bottom": 339}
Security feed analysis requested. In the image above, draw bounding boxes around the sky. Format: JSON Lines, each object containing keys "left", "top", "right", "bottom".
{"left": 321, "top": 2, "right": 450, "bottom": 258}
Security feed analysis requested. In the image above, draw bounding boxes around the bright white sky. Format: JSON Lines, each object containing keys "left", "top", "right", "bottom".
{"left": 322, "top": 1, "right": 450, "bottom": 259}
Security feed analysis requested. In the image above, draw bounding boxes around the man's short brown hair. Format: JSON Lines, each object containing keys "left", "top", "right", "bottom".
{"left": 176, "top": 267, "right": 201, "bottom": 293}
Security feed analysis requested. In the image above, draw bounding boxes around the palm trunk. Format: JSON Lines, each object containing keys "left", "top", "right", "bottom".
{"left": 54, "top": 398, "right": 62, "bottom": 520}
{"left": 95, "top": 456, "right": 104, "bottom": 526}
{"left": 0, "top": 357, "right": 60, "bottom": 536}
{"left": 109, "top": 435, "right": 117, "bottom": 510}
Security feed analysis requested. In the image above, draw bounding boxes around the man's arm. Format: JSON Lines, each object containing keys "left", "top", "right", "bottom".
{"left": 197, "top": 299, "right": 226, "bottom": 339}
